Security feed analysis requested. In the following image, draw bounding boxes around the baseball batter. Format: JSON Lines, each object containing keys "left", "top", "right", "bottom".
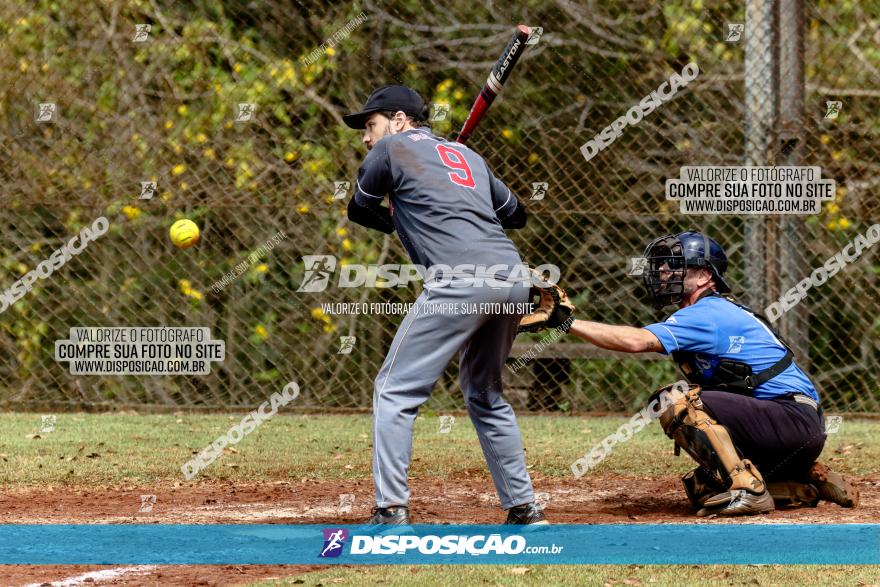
{"left": 343, "top": 84, "right": 547, "bottom": 525}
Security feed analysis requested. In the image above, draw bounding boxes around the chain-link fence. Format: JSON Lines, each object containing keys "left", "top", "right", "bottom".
{"left": 1, "top": 0, "right": 878, "bottom": 413}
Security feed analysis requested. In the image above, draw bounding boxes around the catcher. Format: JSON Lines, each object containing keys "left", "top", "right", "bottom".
{"left": 536, "top": 230, "right": 858, "bottom": 516}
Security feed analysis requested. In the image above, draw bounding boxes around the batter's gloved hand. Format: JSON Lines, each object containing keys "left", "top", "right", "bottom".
{"left": 517, "top": 269, "right": 576, "bottom": 334}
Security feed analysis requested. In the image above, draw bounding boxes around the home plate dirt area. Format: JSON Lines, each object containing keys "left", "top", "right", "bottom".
{"left": 2, "top": 474, "right": 876, "bottom": 586}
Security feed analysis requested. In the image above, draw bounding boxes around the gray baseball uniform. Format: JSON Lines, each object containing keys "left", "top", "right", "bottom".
{"left": 349, "top": 127, "right": 535, "bottom": 509}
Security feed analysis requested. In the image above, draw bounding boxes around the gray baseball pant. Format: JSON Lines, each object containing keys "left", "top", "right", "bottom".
{"left": 371, "top": 279, "right": 534, "bottom": 510}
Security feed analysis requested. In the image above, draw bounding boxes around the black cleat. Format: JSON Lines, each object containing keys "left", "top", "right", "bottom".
{"left": 504, "top": 502, "right": 549, "bottom": 525}
{"left": 367, "top": 505, "right": 409, "bottom": 525}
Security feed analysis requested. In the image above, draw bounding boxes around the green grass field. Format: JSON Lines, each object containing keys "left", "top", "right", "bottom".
{"left": 1, "top": 412, "right": 876, "bottom": 486}
{"left": 249, "top": 564, "right": 880, "bottom": 586}
{"left": 1, "top": 412, "right": 877, "bottom": 586}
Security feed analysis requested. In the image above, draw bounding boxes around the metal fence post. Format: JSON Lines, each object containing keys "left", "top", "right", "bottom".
{"left": 776, "top": 0, "right": 810, "bottom": 367}
{"left": 743, "top": 0, "right": 776, "bottom": 309}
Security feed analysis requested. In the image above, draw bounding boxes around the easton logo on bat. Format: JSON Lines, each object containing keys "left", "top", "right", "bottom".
{"left": 497, "top": 38, "right": 522, "bottom": 79}
{"left": 458, "top": 25, "right": 532, "bottom": 144}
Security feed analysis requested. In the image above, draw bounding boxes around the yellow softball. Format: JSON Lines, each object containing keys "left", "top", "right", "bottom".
{"left": 170, "top": 219, "right": 200, "bottom": 249}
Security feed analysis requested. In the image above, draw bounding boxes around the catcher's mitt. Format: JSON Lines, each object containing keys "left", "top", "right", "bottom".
{"left": 517, "top": 270, "right": 576, "bottom": 333}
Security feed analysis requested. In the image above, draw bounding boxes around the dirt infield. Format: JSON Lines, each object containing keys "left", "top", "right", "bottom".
{"left": 2, "top": 473, "right": 876, "bottom": 586}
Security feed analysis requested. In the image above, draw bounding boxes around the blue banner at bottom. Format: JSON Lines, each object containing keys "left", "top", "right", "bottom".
{"left": 1, "top": 524, "right": 877, "bottom": 565}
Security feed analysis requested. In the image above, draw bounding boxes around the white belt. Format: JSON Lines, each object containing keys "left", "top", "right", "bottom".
{"left": 792, "top": 394, "right": 819, "bottom": 411}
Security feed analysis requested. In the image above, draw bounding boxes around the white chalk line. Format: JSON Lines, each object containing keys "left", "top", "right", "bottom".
{"left": 20, "top": 565, "right": 158, "bottom": 587}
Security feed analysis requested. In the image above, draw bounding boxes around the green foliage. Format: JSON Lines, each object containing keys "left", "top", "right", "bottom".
{"left": 0, "top": 0, "right": 877, "bottom": 411}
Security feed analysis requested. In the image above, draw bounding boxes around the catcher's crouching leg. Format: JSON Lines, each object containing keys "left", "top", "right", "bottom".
{"left": 654, "top": 384, "right": 774, "bottom": 517}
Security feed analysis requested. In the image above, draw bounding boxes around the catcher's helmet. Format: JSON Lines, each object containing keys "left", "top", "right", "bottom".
{"left": 642, "top": 230, "right": 731, "bottom": 309}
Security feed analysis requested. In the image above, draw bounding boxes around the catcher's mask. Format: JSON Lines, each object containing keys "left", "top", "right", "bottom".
{"left": 642, "top": 230, "right": 731, "bottom": 309}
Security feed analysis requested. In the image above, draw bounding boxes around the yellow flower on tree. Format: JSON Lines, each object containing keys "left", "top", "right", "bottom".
{"left": 838, "top": 218, "right": 851, "bottom": 230}
{"left": 284, "top": 151, "right": 298, "bottom": 162}
{"left": 255, "top": 324, "right": 268, "bottom": 339}
{"left": 297, "top": 204, "right": 310, "bottom": 214}
{"left": 177, "top": 105, "right": 188, "bottom": 116}
{"left": 501, "top": 129, "right": 513, "bottom": 140}
{"left": 255, "top": 263, "right": 269, "bottom": 273}
{"left": 171, "top": 164, "right": 186, "bottom": 176}
{"left": 177, "top": 279, "right": 203, "bottom": 300}
{"left": 121, "top": 206, "right": 142, "bottom": 220}
{"left": 195, "top": 132, "right": 208, "bottom": 143}
{"left": 342, "top": 238, "right": 352, "bottom": 251}
{"left": 336, "top": 227, "right": 348, "bottom": 237}
{"left": 310, "top": 307, "right": 326, "bottom": 320}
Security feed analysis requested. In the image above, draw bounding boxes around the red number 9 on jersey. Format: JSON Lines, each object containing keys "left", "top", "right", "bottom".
{"left": 436, "top": 144, "right": 476, "bottom": 189}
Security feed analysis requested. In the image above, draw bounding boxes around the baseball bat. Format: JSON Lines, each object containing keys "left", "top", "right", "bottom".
{"left": 456, "top": 24, "right": 532, "bottom": 144}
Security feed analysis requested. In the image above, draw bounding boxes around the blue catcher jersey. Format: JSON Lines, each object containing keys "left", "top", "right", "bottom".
{"left": 643, "top": 295, "right": 818, "bottom": 401}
